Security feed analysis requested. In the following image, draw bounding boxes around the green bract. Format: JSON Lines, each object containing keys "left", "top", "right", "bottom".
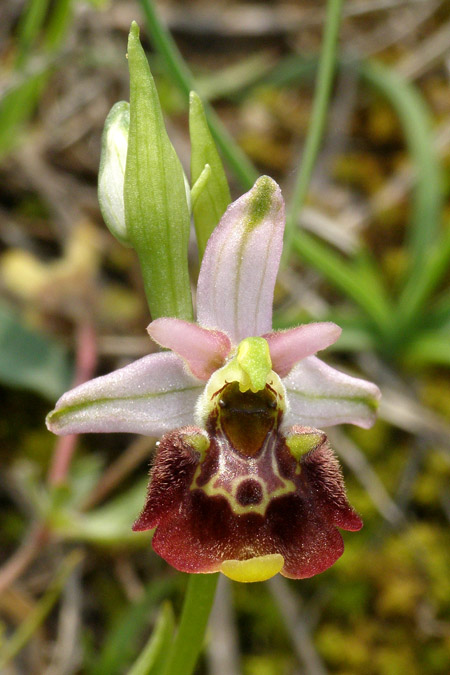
{"left": 189, "top": 91, "right": 230, "bottom": 260}
{"left": 124, "top": 22, "right": 192, "bottom": 320}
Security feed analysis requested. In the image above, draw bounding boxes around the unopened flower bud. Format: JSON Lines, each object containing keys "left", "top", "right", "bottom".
{"left": 98, "top": 101, "right": 131, "bottom": 246}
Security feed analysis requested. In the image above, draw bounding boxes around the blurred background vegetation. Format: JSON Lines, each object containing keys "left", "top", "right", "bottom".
{"left": 0, "top": 0, "right": 449, "bottom": 673}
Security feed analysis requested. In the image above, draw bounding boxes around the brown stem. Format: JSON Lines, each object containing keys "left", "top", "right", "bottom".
{"left": 0, "top": 320, "right": 97, "bottom": 593}
{"left": 0, "top": 524, "right": 49, "bottom": 597}
{"left": 81, "top": 436, "right": 155, "bottom": 511}
{"left": 48, "top": 320, "right": 97, "bottom": 486}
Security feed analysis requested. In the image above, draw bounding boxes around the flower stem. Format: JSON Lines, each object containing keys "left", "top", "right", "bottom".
{"left": 284, "top": 0, "right": 344, "bottom": 256}
{"left": 163, "top": 573, "right": 219, "bottom": 675}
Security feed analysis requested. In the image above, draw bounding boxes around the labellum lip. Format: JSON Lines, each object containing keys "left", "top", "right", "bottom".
{"left": 133, "top": 420, "right": 363, "bottom": 578}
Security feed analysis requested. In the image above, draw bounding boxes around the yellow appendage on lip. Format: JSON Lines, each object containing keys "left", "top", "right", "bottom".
{"left": 220, "top": 554, "right": 284, "bottom": 582}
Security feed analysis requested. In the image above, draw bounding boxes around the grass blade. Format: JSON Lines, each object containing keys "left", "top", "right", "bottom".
{"left": 292, "top": 233, "right": 392, "bottom": 332}
{"left": 285, "top": 0, "right": 344, "bottom": 254}
{"left": 128, "top": 603, "right": 175, "bottom": 675}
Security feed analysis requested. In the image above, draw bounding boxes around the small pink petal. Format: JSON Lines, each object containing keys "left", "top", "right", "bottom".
{"left": 283, "top": 356, "right": 381, "bottom": 429}
{"left": 196, "top": 176, "right": 284, "bottom": 343}
{"left": 46, "top": 352, "right": 203, "bottom": 436}
{"left": 264, "top": 322, "right": 341, "bottom": 377}
{"left": 148, "top": 318, "right": 231, "bottom": 381}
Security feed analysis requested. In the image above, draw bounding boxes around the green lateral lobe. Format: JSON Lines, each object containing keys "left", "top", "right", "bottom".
{"left": 189, "top": 91, "right": 231, "bottom": 260}
{"left": 125, "top": 22, "right": 193, "bottom": 320}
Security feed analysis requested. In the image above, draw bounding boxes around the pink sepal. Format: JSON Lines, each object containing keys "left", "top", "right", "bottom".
{"left": 196, "top": 176, "right": 285, "bottom": 343}
{"left": 46, "top": 352, "right": 203, "bottom": 437}
{"left": 283, "top": 356, "right": 381, "bottom": 429}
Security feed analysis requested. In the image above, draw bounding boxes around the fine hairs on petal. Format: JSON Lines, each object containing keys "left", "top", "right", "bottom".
{"left": 297, "top": 428, "right": 363, "bottom": 531}
{"left": 46, "top": 352, "right": 203, "bottom": 437}
{"left": 136, "top": 420, "right": 363, "bottom": 578}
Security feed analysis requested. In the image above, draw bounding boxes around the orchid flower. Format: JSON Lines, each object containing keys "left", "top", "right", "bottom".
{"left": 47, "top": 176, "right": 380, "bottom": 582}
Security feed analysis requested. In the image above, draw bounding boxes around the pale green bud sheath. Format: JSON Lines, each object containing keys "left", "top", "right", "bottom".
{"left": 98, "top": 101, "right": 131, "bottom": 247}
{"left": 125, "top": 22, "right": 193, "bottom": 321}
{"left": 189, "top": 91, "right": 230, "bottom": 261}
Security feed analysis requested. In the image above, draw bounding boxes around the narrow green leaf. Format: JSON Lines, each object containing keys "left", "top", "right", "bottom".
{"left": 352, "top": 249, "right": 392, "bottom": 312}
{"left": 402, "top": 331, "right": 450, "bottom": 368}
{"left": 0, "top": 0, "right": 72, "bottom": 159}
{"left": 359, "top": 61, "right": 443, "bottom": 276}
{"left": 255, "top": 54, "right": 316, "bottom": 90}
{"left": 16, "top": 0, "right": 50, "bottom": 67}
{"left": 189, "top": 91, "right": 231, "bottom": 259}
{"left": 291, "top": 233, "right": 392, "bottom": 332}
{"left": 190, "top": 163, "right": 211, "bottom": 206}
{"left": 425, "top": 290, "right": 450, "bottom": 331}
{"left": 0, "top": 71, "right": 47, "bottom": 158}
{"left": 128, "top": 603, "right": 175, "bottom": 675}
{"left": 90, "top": 579, "right": 176, "bottom": 675}
{"left": 359, "top": 60, "right": 444, "bottom": 345}
{"left": 389, "top": 217, "right": 450, "bottom": 343}
{"left": 124, "top": 21, "right": 193, "bottom": 320}
{"left": 43, "top": 0, "right": 73, "bottom": 52}
{"left": 196, "top": 53, "right": 274, "bottom": 101}
{"left": 52, "top": 478, "right": 151, "bottom": 546}
{"left": 0, "top": 302, "right": 72, "bottom": 399}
